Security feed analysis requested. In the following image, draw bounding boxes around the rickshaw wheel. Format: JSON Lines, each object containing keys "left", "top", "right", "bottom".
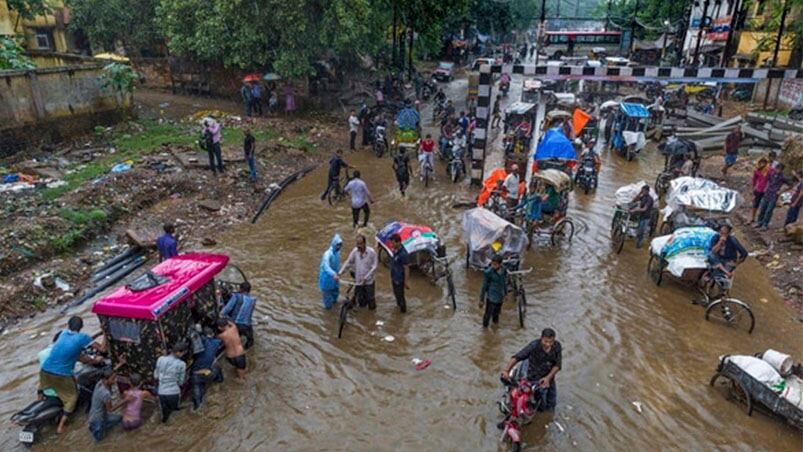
{"left": 727, "top": 377, "right": 753, "bottom": 416}
{"left": 649, "top": 209, "right": 659, "bottom": 237}
{"left": 659, "top": 221, "right": 672, "bottom": 236}
{"left": 647, "top": 254, "right": 664, "bottom": 285}
{"left": 465, "top": 244, "right": 470, "bottom": 270}
{"left": 705, "top": 298, "right": 756, "bottom": 334}
{"left": 526, "top": 222, "right": 534, "bottom": 250}
{"left": 550, "top": 218, "right": 574, "bottom": 246}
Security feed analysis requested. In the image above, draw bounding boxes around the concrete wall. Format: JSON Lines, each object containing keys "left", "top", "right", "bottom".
{"left": 752, "top": 78, "right": 802, "bottom": 109}
{"left": 0, "top": 64, "right": 127, "bottom": 156}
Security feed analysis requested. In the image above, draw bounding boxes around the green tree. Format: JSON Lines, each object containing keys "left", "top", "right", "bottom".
{"left": 7, "top": 0, "right": 51, "bottom": 21}
{"left": 0, "top": 36, "right": 36, "bottom": 70}
{"left": 751, "top": 0, "right": 803, "bottom": 66}
{"left": 66, "top": 0, "right": 163, "bottom": 55}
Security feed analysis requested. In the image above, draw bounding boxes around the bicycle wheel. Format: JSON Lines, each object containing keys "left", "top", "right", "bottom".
{"left": 647, "top": 254, "right": 664, "bottom": 285}
{"left": 447, "top": 272, "right": 456, "bottom": 310}
{"left": 612, "top": 223, "right": 625, "bottom": 254}
{"left": 337, "top": 302, "right": 349, "bottom": 339}
{"left": 517, "top": 286, "right": 527, "bottom": 328}
{"left": 526, "top": 222, "right": 534, "bottom": 250}
{"left": 424, "top": 167, "right": 430, "bottom": 187}
{"left": 659, "top": 220, "right": 672, "bottom": 235}
{"left": 550, "top": 218, "right": 574, "bottom": 246}
{"left": 705, "top": 298, "right": 755, "bottom": 334}
{"left": 327, "top": 187, "right": 337, "bottom": 206}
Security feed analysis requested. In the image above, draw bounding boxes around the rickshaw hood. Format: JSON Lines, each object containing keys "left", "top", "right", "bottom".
{"left": 91, "top": 253, "right": 229, "bottom": 321}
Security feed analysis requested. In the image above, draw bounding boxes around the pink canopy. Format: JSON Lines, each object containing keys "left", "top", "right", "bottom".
{"left": 92, "top": 253, "right": 229, "bottom": 321}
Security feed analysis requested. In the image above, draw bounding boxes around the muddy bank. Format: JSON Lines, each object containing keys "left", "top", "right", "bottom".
{"left": 698, "top": 155, "right": 802, "bottom": 319}
{"left": 0, "top": 99, "right": 343, "bottom": 329}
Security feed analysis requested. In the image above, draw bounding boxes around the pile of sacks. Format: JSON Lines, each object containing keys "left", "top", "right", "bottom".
{"left": 725, "top": 349, "right": 802, "bottom": 409}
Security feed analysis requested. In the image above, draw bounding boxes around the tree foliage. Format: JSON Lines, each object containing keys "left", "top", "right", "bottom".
{"left": 0, "top": 36, "right": 35, "bottom": 70}
{"left": 7, "top": 0, "right": 51, "bottom": 21}
{"left": 66, "top": 0, "right": 163, "bottom": 54}
{"left": 750, "top": 0, "right": 803, "bottom": 66}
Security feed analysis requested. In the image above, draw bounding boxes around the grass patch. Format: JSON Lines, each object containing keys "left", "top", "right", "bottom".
{"left": 58, "top": 208, "right": 107, "bottom": 225}
{"left": 285, "top": 134, "right": 315, "bottom": 152}
{"left": 50, "top": 228, "right": 85, "bottom": 254}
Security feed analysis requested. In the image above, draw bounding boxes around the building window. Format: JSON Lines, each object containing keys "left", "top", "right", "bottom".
{"left": 34, "top": 29, "right": 53, "bottom": 50}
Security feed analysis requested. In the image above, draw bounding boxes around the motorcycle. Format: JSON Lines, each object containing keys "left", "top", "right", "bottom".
{"left": 498, "top": 361, "right": 541, "bottom": 452}
{"left": 790, "top": 104, "right": 803, "bottom": 121}
{"left": 13, "top": 351, "right": 109, "bottom": 445}
{"left": 447, "top": 133, "right": 466, "bottom": 183}
{"left": 500, "top": 80, "right": 510, "bottom": 97}
{"left": 438, "top": 135, "right": 453, "bottom": 162}
{"left": 432, "top": 98, "right": 447, "bottom": 123}
{"left": 373, "top": 124, "right": 387, "bottom": 157}
{"left": 575, "top": 156, "right": 598, "bottom": 194}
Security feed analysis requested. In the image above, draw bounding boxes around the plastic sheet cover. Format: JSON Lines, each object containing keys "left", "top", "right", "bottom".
{"left": 462, "top": 208, "right": 528, "bottom": 268}
{"left": 614, "top": 180, "right": 658, "bottom": 207}
{"left": 649, "top": 227, "right": 716, "bottom": 278}
{"left": 664, "top": 177, "right": 743, "bottom": 219}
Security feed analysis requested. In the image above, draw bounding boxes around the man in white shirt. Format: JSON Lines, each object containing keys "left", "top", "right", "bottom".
{"left": 504, "top": 164, "right": 521, "bottom": 208}
{"left": 344, "top": 170, "right": 374, "bottom": 228}
{"left": 339, "top": 234, "right": 378, "bottom": 309}
{"left": 348, "top": 110, "right": 360, "bottom": 151}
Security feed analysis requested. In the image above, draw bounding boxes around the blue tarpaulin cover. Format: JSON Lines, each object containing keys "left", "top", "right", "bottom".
{"left": 534, "top": 128, "right": 577, "bottom": 160}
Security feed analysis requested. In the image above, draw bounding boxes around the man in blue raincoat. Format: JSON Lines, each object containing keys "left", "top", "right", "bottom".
{"left": 318, "top": 234, "right": 343, "bottom": 309}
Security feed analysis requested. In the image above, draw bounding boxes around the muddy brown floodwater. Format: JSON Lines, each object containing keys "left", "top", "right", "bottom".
{"left": 2, "top": 92, "right": 802, "bottom": 452}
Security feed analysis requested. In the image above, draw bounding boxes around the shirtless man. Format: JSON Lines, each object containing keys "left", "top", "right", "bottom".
{"left": 217, "top": 318, "right": 246, "bottom": 381}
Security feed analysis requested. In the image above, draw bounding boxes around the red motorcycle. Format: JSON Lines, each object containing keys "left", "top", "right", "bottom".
{"left": 498, "top": 362, "right": 541, "bottom": 451}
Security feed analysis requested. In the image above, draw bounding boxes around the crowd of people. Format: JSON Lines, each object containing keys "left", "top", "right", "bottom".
{"left": 36, "top": 273, "right": 258, "bottom": 443}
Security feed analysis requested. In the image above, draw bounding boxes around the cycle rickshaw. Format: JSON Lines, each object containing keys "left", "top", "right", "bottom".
{"left": 659, "top": 177, "right": 743, "bottom": 235}
{"left": 462, "top": 208, "right": 531, "bottom": 327}
{"left": 610, "top": 181, "right": 660, "bottom": 254}
{"left": 376, "top": 220, "right": 456, "bottom": 309}
{"left": 647, "top": 226, "right": 755, "bottom": 334}
{"left": 515, "top": 169, "right": 575, "bottom": 248}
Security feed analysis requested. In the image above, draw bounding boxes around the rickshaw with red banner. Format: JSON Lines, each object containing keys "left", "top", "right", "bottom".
{"left": 376, "top": 220, "right": 456, "bottom": 309}
{"left": 91, "top": 253, "right": 249, "bottom": 388}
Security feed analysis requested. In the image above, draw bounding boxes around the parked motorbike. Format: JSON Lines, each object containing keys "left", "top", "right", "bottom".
{"left": 373, "top": 124, "right": 387, "bottom": 157}
{"left": 575, "top": 156, "right": 598, "bottom": 194}
{"left": 13, "top": 351, "right": 109, "bottom": 445}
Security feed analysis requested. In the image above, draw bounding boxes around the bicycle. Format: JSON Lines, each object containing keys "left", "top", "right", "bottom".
{"left": 420, "top": 155, "right": 434, "bottom": 187}
{"left": 327, "top": 169, "right": 352, "bottom": 206}
{"left": 503, "top": 258, "right": 532, "bottom": 328}
{"left": 336, "top": 280, "right": 357, "bottom": 339}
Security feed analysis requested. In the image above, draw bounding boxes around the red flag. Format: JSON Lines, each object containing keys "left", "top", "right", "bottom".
{"left": 573, "top": 108, "right": 591, "bottom": 135}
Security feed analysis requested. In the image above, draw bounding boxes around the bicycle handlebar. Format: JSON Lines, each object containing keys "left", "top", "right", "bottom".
{"left": 507, "top": 267, "right": 533, "bottom": 276}
{"left": 339, "top": 280, "right": 358, "bottom": 286}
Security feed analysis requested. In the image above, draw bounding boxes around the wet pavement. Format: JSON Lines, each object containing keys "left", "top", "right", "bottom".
{"left": 1, "top": 75, "right": 802, "bottom": 451}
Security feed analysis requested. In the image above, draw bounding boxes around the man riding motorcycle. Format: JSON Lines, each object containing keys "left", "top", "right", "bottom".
{"left": 502, "top": 328, "right": 562, "bottom": 412}
{"left": 499, "top": 72, "right": 511, "bottom": 96}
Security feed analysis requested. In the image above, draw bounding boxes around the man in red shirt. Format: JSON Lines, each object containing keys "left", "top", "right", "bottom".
{"left": 419, "top": 133, "right": 436, "bottom": 179}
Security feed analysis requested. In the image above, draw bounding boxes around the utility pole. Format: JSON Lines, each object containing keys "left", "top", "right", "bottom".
{"left": 763, "top": 0, "right": 790, "bottom": 109}
{"left": 693, "top": 0, "right": 711, "bottom": 66}
{"left": 392, "top": 2, "right": 398, "bottom": 70}
{"left": 536, "top": 0, "right": 546, "bottom": 66}
{"left": 605, "top": 0, "right": 612, "bottom": 31}
{"left": 720, "top": 0, "right": 741, "bottom": 67}
{"left": 629, "top": 0, "right": 642, "bottom": 57}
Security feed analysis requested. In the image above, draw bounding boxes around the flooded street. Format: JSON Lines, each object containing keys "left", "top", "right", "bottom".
{"left": 1, "top": 78, "right": 801, "bottom": 451}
